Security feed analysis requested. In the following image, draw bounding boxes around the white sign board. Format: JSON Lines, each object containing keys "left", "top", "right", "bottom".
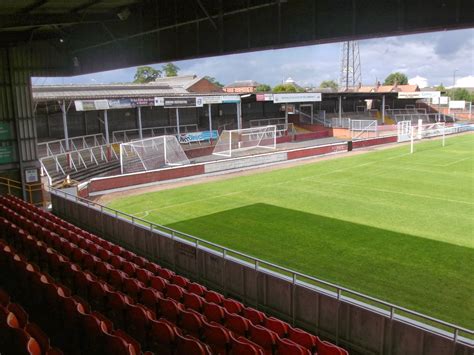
{"left": 221, "top": 95, "right": 241, "bottom": 103}
{"left": 449, "top": 100, "right": 466, "bottom": 109}
{"left": 397, "top": 91, "right": 441, "bottom": 99}
{"left": 202, "top": 96, "right": 223, "bottom": 104}
{"left": 432, "top": 96, "right": 449, "bottom": 105}
{"left": 273, "top": 93, "right": 322, "bottom": 103}
{"left": 25, "top": 168, "right": 39, "bottom": 183}
{"left": 154, "top": 97, "right": 164, "bottom": 106}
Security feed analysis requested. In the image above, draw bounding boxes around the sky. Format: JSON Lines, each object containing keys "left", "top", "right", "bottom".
{"left": 33, "top": 28, "right": 474, "bottom": 88}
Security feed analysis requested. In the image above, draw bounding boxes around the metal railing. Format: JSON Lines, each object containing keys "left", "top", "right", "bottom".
{"left": 386, "top": 108, "right": 427, "bottom": 116}
{"left": 393, "top": 113, "right": 444, "bottom": 124}
{"left": 112, "top": 124, "right": 199, "bottom": 143}
{"left": 40, "top": 143, "right": 119, "bottom": 186}
{"left": 0, "top": 178, "right": 44, "bottom": 207}
{"left": 50, "top": 187, "right": 474, "bottom": 347}
{"left": 296, "top": 109, "right": 328, "bottom": 126}
{"left": 37, "top": 134, "right": 106, "bottom": 158}
{"left": 331, "top": 117, "right": 351, "bottom": 128}
{"left": 249, "top": 118, "right": 296, "bottom": 136}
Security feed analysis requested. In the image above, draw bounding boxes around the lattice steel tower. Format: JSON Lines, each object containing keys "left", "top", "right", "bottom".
{"left": 339, "top": 41, "right": 362, "bottom": 90}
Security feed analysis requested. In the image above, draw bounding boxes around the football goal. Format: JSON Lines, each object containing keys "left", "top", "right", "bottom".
{"left": 213, "top": 125, "right": 277, "bottom": 157}
{"left": 120, "top": 135, "right": 190, "bottom": 174}
{"left": 410, "top": 122, "right": 446, "bottom": 153}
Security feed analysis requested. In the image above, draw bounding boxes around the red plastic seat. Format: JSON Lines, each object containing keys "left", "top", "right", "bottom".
{"left": 202, "top": 320, "right": 231, "bottom": 355}
{"left": 98, "top": 248, "right": 112, "bottom": 262}
{"left": 179, "top": 308, "right": 204, "bottom": 336}
{"left": 88, "top": 280, "right": 110, "bottom": 311}
{"left": 131, "top": 255, "right": 147, "bottom": 268}
{"left": 122, "top": 261, "right": 137, "bottom": 277}
{"left": 203, "top": 301, "right": 225, "bottom": 323}
{"left": 139, "top": 287, "right": 162, "bottom": 312}
{"left": 317, "top": 338, "right": 348, "bottom": 355}
{"left": 223, "top": 298, "right": 244, "bottom": 314}
{"left": 166, "top": 283, "right": 184, "bottom": 302}
{"left": 110, "top": 255, "right": 125, "bottom": 269}
{"left": 72, "top": 248, "right": 86, "bottom": 263}
{"left": 136, "top": 268, "right": 153, "bottom": 285}
{"left": 264, "top": 316, "right": 289, "bottom": 337}
{"left": 82, "top": 253, "right": 101, "bottom": 273}
{"left": 205, "top": 290, "right": 224, "bottom": 304}
{"left": 150, "top": 275, "right": 167, "bottom": 292}
{"left": 288, "top": 327, "right": 318, "bottom": 352}
{"left": 9, "top": 327, "right": 42, "bottom": 355}
{"left": 125, "top": 303, "right": 152, "bottom": 343}
{"left": 0, "top": 288, "right": 10, "bottom": 306}
{"left": 231, "top": 334, "right": 264, "bottom": 355}
{"left": 25, "top": 323, "right": 51, "bottom": 354}
{"left": 123, "top": 277, "right": 143, "bottom": 299}
{"left": 249, "top": 323, "right": 277, "bottom": 355}
{"left": 144, "top": 262, "right": 161, "bottom": 274}
{"left": 95, "top": 262, "right": 114, "bottom": 280}
{"left": 183, "top": 291, "right": 204, "bottom": 312}
{"left": 7, "top": 303, "right": 29, "bottom": 328}
{"left": 243, "top": 307, "right": 265, "bottom": 325}
{"left": 277, "top": 337, "right": 311, "bottom": 355}
{"left": 159, "top": 297, "right": 183, "bottom": 322}
{"left": 225, "top": 311, "right": 251, "bottom": 336}
{"left": 109, "top": 269, "right": 127, "bottom": 289}
{"left": 176, "top": 333, "right": 212, "bottom": 355}
{"left": 171, "top": 274, "right": 189, "bottom": 288}
{"left": 105, "top": 291, "right": 132, "bottom": 328}
{"left": 158, "top": 268, "right": 174, "bottom": 280}
{"left": 114, "top": 329, "right": 142, "bottom": 355}
{"left": 103, "top": 331, "right": 136, "bottom": 355}
{"left": 147, "top": 318, "right": 177, "bottom": 355}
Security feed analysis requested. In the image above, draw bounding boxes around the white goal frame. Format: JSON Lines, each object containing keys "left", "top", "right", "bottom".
{"left": 410, "top": 121, "right": 446, "bottom": 154}
{"left": 120, "top": 135, "right": 190, "bottom": 174}
{"left": 213, "top": 125, "right": 277, "bottom": 157}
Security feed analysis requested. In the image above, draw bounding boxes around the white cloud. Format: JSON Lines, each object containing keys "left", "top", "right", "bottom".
{"left": 454, "top": 75, "right": 474, "bottom": 88}
{"left": 409, "top": 76, "right": 429, "bottom": 88}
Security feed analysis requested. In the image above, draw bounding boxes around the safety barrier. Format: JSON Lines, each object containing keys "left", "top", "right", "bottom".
{"left": 37, "top": 133, "right": 106, "bottom": 158}
{"left": 112, "top": 124, "right": 199, "bottom": 143}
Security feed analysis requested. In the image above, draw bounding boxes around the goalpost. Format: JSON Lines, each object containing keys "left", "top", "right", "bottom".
{"left": 410, "top": 121, "right": 446, "bottom": 154}
{"left": 120, "top": 135, "right": 190, "bottom": 174}
{"left": 213, "top": 125, "right": 277, "bottom": 157}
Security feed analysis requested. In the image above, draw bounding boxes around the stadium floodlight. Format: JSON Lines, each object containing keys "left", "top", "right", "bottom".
{"left": 120, "top": 135, "right": 190, "bottom": 174}
{"left": 212, "top": 125, "right": 277, "bottom": 157}
{"left": 410, "top": 122, "right": 446, "bottom": 154}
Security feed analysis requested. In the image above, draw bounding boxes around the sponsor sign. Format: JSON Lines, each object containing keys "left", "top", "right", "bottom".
{"left": 202, "top": 96, "right": 223, "bottom": 104}
{"left": 154, "top": 97, "right": 164, "bottom": 106}
{"left": 397, "top": 91, "right": 441, "bottom": 99}
{"left": 0, "top": 142, "right": 14, "bottom": 164}
{"left": 130, "top": 97, "right": 156, "bottom": 106}
{"left": 449, "top": 100, "right": 466, "bottom": 109}
{"left": 177, "top": 130, "right": 219, "bottom": 143}
{"left": 256, "top": 93, "right": 274, "bottom": 102}
{"left": 75, "top": 100, "right": 110, "bottom": 111}
{"left": 221, "top": 95, "right": 241, "bottom": 103}
{"left": 25, "top": 168, "right": 39, "bottom": 183}
{"left": 0, "top": 122, "right": 12, "bottom": 140}
{"left": 164, "top": 97, "right": 203, "bottom": 108}
{"left": 432, "top": 96, "right": 449, "bottom": 105}
{"left": 108, "top": 98, "right": 133, "bottom": 109}
{"left": 273, "top": 93, "right": 321, "bottom": 103}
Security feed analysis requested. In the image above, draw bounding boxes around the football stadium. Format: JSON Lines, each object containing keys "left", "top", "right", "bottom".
{"left": 0, "top": 1, "right": 473, "bottom": 355}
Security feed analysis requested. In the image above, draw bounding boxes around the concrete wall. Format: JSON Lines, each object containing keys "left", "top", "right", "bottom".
{"left": 50, "top": 192, "right": 473, "bottom": 355}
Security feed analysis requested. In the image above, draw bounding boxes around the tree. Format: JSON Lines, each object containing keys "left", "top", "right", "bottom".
{"left": 384, "top": 72, "right": 408, "bottom": 85}
{"left": 272, "top": 83, "right": 303, "bottom": 93}
{"left": 435, "top": 84, "right": 445, "bottom": 92}
{"left": 204, "top": 76, "right": 224, "bottom": 87}
{"left": 162, "top": 62, "right": 180, "bottom": 77}
{"left": 448, "top": 88, "right": 473, "bottom": 102}
{"left": 133, "top": 66, "right": 161, "bottom": 83}
{"left": 255, "top": 84, "right": 271, "bottom": 92}
{"left": 319, "top": 80, "right": 338, "bottom": 91}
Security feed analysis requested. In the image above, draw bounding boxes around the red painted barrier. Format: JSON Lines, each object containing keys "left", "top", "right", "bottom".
{"left": 294, "top": 130, "right": 331, "bottom": 141}
{"left": 352, "top": 136, "right": 397, "bottom": 149}
{"left": 88, "top": 165, "right": 205, "bottom": 193}
{"left": 287, "top": 143, "right": 347, "bottom": 160}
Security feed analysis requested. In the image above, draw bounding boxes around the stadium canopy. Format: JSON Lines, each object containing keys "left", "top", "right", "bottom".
{"left": 1, "top": 0, "right": 472, "bottom": 198}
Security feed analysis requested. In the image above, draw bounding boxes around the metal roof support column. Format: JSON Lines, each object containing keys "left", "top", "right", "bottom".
{"left": 338, "top": 96, "right": 342, "bottom": 119}
{"left": 236, "top": 102, "right": 242, "bottom": 130}
{"left": 176, "top": 108, "right": 180, "bottom": 135}
{"left": 208, "top": 104, "right": 213, "bottom": 143}
{"left": 137, "top": 106, "right": 143, "bottom": 140}
{"left": 60, "top": 100, "right": 70, "bottom": 151}
{"left": 285, "top": 103, "right": 288, "bottom": 127}
{"left": 104, "top": 109, "right": 110, "bottom": 144}
{"left": 382, "top": 95, "right": 385, "bottom": 124}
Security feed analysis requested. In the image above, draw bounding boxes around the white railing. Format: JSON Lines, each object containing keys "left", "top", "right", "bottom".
{"left": 331, "top": 117, "right": 351, "bottom": 128}
{"left": 37, "top": 133, "right": 106, "bottom": 158}
{"left": 50, "top": 187, "right": 474, "bottom": 349}
{"left": 393, "top": 113, "right": 444, "bottom": 124}
{"left": 112, "top": 124, "right": 199, "bottom": 143}
{"left": 351, "top": 119, "right": 378, "bottom": 139}
{"left": 386, "top": 108, "right": 427, "bottom": 116}
{"left": 296, "top": 109, "right": 328, "bottom": 126}
{"left": 248, "top": 118, "right": 295, "bottom": 137}
{"left": 40, "top": 143, "right": 119, "bottom": 186}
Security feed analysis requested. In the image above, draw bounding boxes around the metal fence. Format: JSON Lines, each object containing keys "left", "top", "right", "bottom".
{"left": 37, "top": 133, "right": 106, "bottom": 158}
{"left": 331, "top": 117, "right": 351, "bottom": 128}
{"left": 112, "top": 124, "right": 199, "bottom": 143}
{"left": 49, "top": 187, "right": 474, "bottom": 352}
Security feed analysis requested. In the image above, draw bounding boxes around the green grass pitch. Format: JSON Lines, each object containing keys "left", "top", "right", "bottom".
{"left": 108, "top": 134, "right": 474, "bottom": 329}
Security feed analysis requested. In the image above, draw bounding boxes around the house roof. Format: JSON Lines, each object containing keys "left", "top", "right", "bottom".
{"left": 356, "top": 84, "right": 419, "bottom": 93}
{"left": 152, "top": 75, "right": 203, "bottom": 89}
{"left": 224, "top": 80, "right": 260, "bottom": 88}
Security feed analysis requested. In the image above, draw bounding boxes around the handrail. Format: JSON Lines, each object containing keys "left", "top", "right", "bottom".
{"left": 0, "top": 178, "right": 44, "bottom": 207}
{"left": 112, "top": 124, "right": 199, "bottom": 143}
{"left": 50, "top": 187, "right": 474, "bottom": 344}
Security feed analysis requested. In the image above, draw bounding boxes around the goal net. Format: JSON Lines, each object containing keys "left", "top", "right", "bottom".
{"left": 120, "top": 135, "right": 190, "bottom": 174}
{"left": 410, "top": 122, "right": 446, "bottom": 153}
{"left": 213, "top": 125, "right": 277, "bottom": 157}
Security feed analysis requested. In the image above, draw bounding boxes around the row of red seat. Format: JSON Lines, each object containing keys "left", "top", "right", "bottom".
{"left": 0, "top": 195, "right": 348, "bottom": 355}
{"left": 0, "top": 287, "right": 63, "bottom": 355}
